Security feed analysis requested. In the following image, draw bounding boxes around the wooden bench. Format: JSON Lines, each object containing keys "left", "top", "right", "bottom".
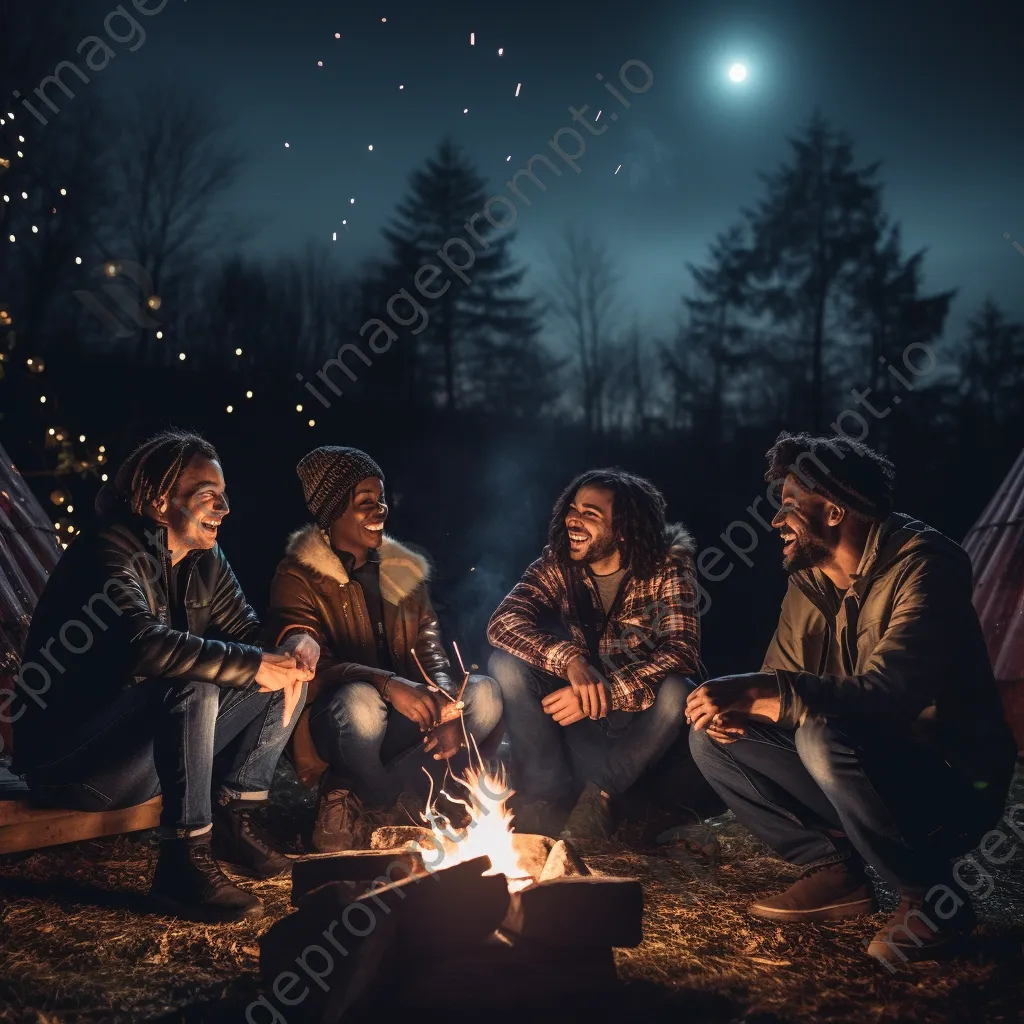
{"left": 0, "top": 795, "right": 162, "bottom": 855}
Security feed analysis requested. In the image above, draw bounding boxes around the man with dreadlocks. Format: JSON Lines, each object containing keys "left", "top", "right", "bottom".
{"left": 687, "top": 432, "right": 1016, "bottom": 964}
{"left": 14, "top": 430, "right": 314, "bottom": 922}
{"left": 488, "top": 468, "right": 701, "bottom": 839}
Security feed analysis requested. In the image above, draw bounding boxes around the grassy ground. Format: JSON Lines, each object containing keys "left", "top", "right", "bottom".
{"left": 1, "top": 768, "right": 1022, "bottom": 1024}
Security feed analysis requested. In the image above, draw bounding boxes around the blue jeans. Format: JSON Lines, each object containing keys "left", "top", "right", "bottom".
{"left": 488, "top": 650, "right": 691, "bottom": 802}
{"left": 308, "top": 674, "right": 504, "bottom": 806}
{"left": 689, "top": 717, "right": 984, "bottom": 889}
{"left": 25, "top": 678, "right": 304, "bottom": 833}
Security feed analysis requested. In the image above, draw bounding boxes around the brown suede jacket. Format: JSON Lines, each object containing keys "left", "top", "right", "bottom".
{"left": 266, "top": 524, "right": 453, "bottom": 785}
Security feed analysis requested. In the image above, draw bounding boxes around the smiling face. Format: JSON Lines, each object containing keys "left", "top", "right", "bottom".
{"left": 564, "top": 484, "right": 621, "bottom": 566}
{"left": 771, "top": 474, "right": 839, "bottom": 573}
{"left": 157, "top": 455, "right": 229, "bottom": 562}
{"left": 328, "top": 476, "right": 387, "bottom": 561}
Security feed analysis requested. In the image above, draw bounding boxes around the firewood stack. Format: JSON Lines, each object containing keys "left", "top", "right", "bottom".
{"left": 259, "top": 828, "right": 643, "bottom": 1022}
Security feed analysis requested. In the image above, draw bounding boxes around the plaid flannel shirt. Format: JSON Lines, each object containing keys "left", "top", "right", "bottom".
{"left": 486, "top": 524, "right": 701, "bottom": 712}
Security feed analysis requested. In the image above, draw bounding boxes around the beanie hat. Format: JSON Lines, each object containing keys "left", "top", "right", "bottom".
{"left": 296, "top": 447, "right": 385, "bottom": 530}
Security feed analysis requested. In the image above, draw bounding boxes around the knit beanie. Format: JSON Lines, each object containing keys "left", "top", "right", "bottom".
{"left": 296, "top": 447, "right": 385, "bottom": 530}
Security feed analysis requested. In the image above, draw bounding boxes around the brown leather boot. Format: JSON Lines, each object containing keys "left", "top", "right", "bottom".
{"left": 866, "top": 889, "right": 976, "bottom": 965}
{"left": 749, "top": 860, "right": 877, "bottom": 922}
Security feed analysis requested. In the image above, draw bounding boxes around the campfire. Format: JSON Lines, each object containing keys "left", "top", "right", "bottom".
{"left": 259, "top": 643, "right": 643, "bottom": 1022}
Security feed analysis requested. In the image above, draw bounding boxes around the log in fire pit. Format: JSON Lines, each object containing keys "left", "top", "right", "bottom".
{"left": 261, "top": 792, "right": 643, "bottom": 1023}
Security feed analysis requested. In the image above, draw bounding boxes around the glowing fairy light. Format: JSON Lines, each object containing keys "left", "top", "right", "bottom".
{"left": 39, "top": 395, "right": 46, "bottom": 403}
{"left": 78, "top": 434, "right": 85, "bottom": 442}
{"left": 497, "top": 47, "right": 504, "bottom": 56}
{"left": 235, "top": 347, "right": 242, "bottom": 355}
{"left": 335, "top": 32, "right": 340, "bottom": 38}
{"left": 342, "top": 219, "right": 347, "bottom": 225}
{"left": 284, "top": 141, "right": 290, "bottom": 148}
{"left": 515, "top": 82, "right": 521, "bottom": 97}
{"left": 178, "top": 352, "right": 186, "bottom": 360}
{"left": 399, "top": 84, "right": 404, "bottom": 90}
{"left": 463, "top": 107, "right": 469, "bottom": 114}
{"left": 226, "top": 405, "right": 234, "bottom": 413}
{"left": 317, "top": 60, "right": 323, "bottom": 67}
{"left": 155, "top": 330, "right": 163, "bottom": 339}
{"left": 470, "top": 31, "right": 475, "bottom": 45}
{"left": 296, "top": 404, "right": 303, "bottom": 412}
{"left": 332, "top": 231, "right": 337, "bottom": 241}
{"left": 308, "top": 419, "right": 315, "bottom": 427}
{"left": 368, "top": 144, "right": 374, "bottom": 151}
{"left": 75, "top": 256, "right": 81, "bottom": 264}
{"left": 101, "top": 474, "right": 108, "bottom": 482}
{"left": 350, "top": 197, "right": 355, "bottom": 204}
{"left": 506, "top": 155, "right": 511, "bottom": 161}
{"left": 60, "top": 188, "right": 67, "bottom": 196}
{"left": 614, "top": 163, "right": 622, "bottom": 174}
{"left": 245, "top": 390, "right": 253, "bottom": 399}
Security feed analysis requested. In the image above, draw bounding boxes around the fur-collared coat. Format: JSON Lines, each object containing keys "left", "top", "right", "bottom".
{"left": 266, "top": 524, "right": 452, "bottom": 786}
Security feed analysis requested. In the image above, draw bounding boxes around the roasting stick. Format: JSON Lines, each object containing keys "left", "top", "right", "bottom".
{"left": 451, "top": 641, "right": 471, "bottom": 701}
{"left": 409, "top": 648, "right": 457, "bottom": 703}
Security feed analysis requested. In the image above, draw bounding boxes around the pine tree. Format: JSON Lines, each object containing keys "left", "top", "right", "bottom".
{"left": 746, "top": 112, "right": 881, "bottom": 430}
{"left": 382, "top": 138, "right": 543, "bottom": 413}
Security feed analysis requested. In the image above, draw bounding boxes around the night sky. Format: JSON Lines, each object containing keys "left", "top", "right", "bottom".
{"left": 92, "top": 0, "right": 1022, "bottom": 338}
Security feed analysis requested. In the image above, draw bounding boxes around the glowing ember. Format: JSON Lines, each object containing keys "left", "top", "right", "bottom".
{"left": 416, "top": 765, "right": 534, "bottom": 892}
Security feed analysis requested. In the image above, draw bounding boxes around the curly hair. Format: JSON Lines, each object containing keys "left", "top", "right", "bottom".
{"left": 548, "top": 468, "right": 668, "bottom": 579}
{"left": 764, "top": 431, "right": 896, "bottom": 520}
{"left": 114, "top": 429, "right": 220, "bottom": 516}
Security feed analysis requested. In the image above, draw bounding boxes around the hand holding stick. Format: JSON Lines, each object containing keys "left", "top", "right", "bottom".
{"left": 409, "top": 647, "right": 457, "bottom": 703}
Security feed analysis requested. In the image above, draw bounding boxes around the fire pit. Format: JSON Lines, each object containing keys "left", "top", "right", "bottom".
{"left": 261, "top": 767, "right": 643, "bottom": 1023}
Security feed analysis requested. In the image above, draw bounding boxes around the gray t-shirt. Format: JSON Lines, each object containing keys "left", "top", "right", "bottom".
{"left": 591, "top": 567, "right": 627, "bottom": 617}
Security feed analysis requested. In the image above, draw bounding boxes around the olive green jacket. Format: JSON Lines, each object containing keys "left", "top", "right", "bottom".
{"left": 763, "top": 513, "right": 1016, "bottom": 804}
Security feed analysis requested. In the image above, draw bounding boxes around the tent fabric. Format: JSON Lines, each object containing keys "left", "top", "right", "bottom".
{"left": 963, "top": 448, "right": 1024, "bottom": 750}
{"left": 0, "top": 443, "right": 62, "bottom": 755}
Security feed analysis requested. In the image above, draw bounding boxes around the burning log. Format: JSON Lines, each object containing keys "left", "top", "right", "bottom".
{"left": 369, "top": 825, "right": 435, "bottom": 851}
{"left": 503, "top": 876, "right": 644, "bottom": 948}
{"left": 291, "top": 849, "right": 424, "bottom": 905}
{"left": 539, "top": 838, "right": 590, "bottom": 880}
{"left": 261, "top": 856, "right": 508, "bottom": 1023}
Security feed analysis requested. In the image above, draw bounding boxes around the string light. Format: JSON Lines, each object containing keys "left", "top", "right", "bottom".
{"left": 470, "top": 32, "right": 475, "bottom": 45}
{"left": 498, "top": 47, "right": 504, "bottom": 55}
{"left": 78, "top": 434, "right": 85, "bottom": 442}
{"left": 101, "top": 473, "right": 108, "bottom": 482}
{"left": 515, "top": 83, "right": 521, "bottom": 97}
{"left": 234, "top": 347, "right": 242, "bottom": 355}
{"left": 226, "top": 405, "right": 234, "bottom": 413}
{"left": 178, "top": 352, "right": 186, "bottom": 360}
{"left": 155, "top": 330, "right": 163, "bottom": 339}
{"left": 308, "top": 419, "right": 315, "bottom": 427}
{"left": 245, "top": 390, "right": 253, "bottom": 398}
{"left": 39, "top": 395, "right": 46, "bottom": 403}
{"left": 296, "top": 404, "right": 303, "bottom": 412}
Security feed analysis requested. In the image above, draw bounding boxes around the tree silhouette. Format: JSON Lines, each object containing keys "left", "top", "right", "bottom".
{"left": 546, "top": 225, "right": 620, "bottom": 433}
{"left": 382, "top": 138, "right": 541, "bottom": 412}
{"left": 746, "top": 112, "right": 880, "bottom": 430}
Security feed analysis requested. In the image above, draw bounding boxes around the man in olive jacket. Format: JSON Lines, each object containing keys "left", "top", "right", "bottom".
{"left": 688, "top": 432, "right": 1017, "bottom": 965}
{"left": 13, "top": 431, "right": 313, "bottom": 922}
{"left": 266, "top": 447, "right": 502, "bottom": 851}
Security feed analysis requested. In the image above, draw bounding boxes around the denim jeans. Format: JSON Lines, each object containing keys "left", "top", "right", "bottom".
{"left": 488, "top": 649, "right": 691, "bottom": 803}
{"left": 25, "top": 678, "right": 304, "bottom": 833}
{"left": 307, "top": 674, "right": 504, "bottom": 807}
{"left": 689, "top": 717, "right": 983, "bottom": 890}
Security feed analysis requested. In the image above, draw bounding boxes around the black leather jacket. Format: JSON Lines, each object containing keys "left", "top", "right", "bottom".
{"left": 12, "top": 486, "right": 263, "bottom": 770}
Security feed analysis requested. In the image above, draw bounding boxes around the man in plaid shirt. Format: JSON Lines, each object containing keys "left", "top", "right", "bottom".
{"left": 487, "top": 468, "right": 702, "bottom": 839}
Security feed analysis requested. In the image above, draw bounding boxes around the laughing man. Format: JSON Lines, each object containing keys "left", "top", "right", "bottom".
{"left": 266, "top": 446, "right": 503, "bottom": 851}
{"left": 487, "top": 468, "right": 702, "bottom": 839}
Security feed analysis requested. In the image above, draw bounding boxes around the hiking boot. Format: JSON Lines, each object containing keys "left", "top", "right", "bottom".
{"left": 512, "top": 799, "right": 564, "bottom": 839}
{"left": 866, "top": 889, "right": 976, "bottom": 964}
{"left": 211, "top": 796, "right": 291, "bottom": 879}
{"left": 560, "top": 782, "right": 613, "bottom": 841}
{"left": 312, "top": 779, "right": 366, "bottom": 853}
{"left": 748, "top": 860, "right": 877, "bottom": 922}
{"left": 150, "top": 834, "right": 263, "bottom": 923}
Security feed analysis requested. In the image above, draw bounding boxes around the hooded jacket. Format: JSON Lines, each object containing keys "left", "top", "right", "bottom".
{"left": 487, "top": 523, "right": 701, "bottom": 713}
{"left": 265, "top": 524, "right": 452, "bottom": 786}
{"left": 765, "top": 512, "right": 1017, "bottom": 807}
{"left": 13, "top": 485, "right": 263, "bottom": 771}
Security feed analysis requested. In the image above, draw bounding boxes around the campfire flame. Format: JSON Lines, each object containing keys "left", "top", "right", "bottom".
{"left": 408, "top": 643, "right": 534, "bottom": 891}
{"left": 417, "top": 763, "right": 534, "bottom": 892}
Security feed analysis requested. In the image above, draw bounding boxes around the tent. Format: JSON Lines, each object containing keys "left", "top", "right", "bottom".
{"left": 963, "top": 448, "right": 1024, "bottom": 750}
{"left": 0, "top": 443, "right": 61, "bottom": 756}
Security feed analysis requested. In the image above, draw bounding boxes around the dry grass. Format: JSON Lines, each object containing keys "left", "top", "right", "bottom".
{"left": 1, "top": 769, "right": 1022, "bottom": 1024}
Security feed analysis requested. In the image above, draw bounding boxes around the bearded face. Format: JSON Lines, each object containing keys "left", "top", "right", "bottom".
{"left": 771, "top": 474, "right": 839, "bottom": 573}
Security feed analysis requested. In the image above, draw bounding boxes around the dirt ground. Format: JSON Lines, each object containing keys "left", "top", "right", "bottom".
{"left": 1, "top": 767, "right": 1022, "bottom": 1024}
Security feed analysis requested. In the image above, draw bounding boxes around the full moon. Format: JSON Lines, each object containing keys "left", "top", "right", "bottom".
{"left": 728, "top": 62, "right": 748, "bottom": 83}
